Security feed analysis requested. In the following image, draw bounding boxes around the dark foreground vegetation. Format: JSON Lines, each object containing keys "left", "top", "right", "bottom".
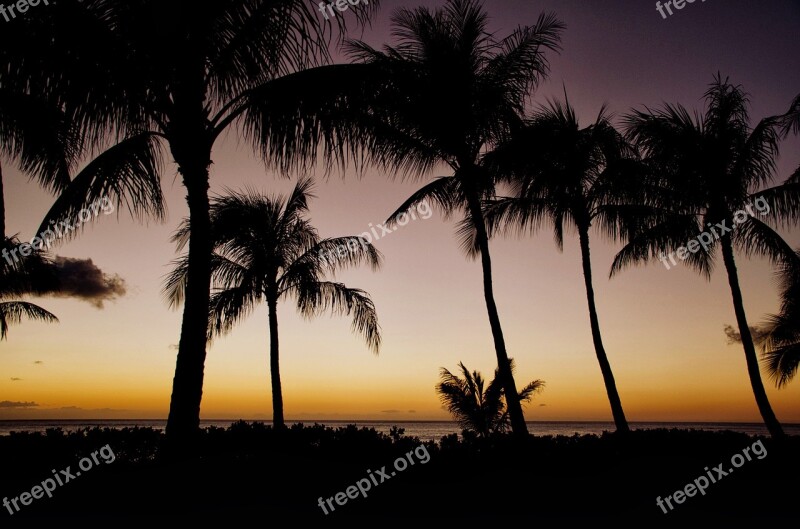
{"left": 0, "top": 423, "right": 797, "bottom": 523}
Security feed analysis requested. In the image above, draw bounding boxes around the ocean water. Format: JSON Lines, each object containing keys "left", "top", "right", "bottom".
{"left": 1, "top": 420, "right": 797, "bottom": 441}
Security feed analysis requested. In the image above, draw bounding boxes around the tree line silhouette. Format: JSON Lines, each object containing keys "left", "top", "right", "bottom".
{"left": 0, "top": 0, "right": 797, "bottom": 449}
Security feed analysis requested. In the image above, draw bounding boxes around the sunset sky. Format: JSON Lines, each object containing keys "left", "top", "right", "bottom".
{"left": 1, "top": 0, "right": 799, "bottom": 423}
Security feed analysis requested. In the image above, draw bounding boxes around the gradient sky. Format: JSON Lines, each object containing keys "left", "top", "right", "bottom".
{"left": 1, "top": 0, "right": 799, "bottom": 423}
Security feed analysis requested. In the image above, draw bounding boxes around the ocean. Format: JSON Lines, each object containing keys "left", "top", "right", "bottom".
{"left": 1, "top": 420, "right": 797, "bottom": 441}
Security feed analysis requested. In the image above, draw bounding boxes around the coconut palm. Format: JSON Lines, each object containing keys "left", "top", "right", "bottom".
{"left": 484, "top": 99, "right": 641, "bottom": 433}
{"left": 0, "top": 0, "right": 383, "bottom": 441}
{"left": 436, "top": 360, "right": 543, "bottom": 438}
{"left": 347, "top": 0, "right": 563, "bottom": 437}
{"left": 614, "top": 75, "right": 800, "bottom": 438}
{"left": 164, "top": 179, "right": 382, "bottom": 429}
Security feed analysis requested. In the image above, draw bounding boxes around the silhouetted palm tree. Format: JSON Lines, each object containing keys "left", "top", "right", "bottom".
{"left": 164, "top": 179, "right": 382, "bottom": 429}
{"left": 0, "top": 239, "right": 58, "bottom": 340}
{"left": 615, "top": 76, "right": 800, "bottom": 438}
{"left": 436, "top": 360, "right": 543, "bottom": 438}
{"left": 760, "top": 248, "right": 800, "bottom": 388}
{"left": 485, "top": 99, "right": 641, "bottom": 433}
{"left": 0, "top": 88, "right": 163, "bottom": 339}
{"left": 0, "top": 0, "right": 381, "bottom": 441}
{"left": 347, "top": 0, "right": 564, "bottom": 437}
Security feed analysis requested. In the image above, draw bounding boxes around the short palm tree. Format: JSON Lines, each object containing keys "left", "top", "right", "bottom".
{"left": 615, "top": 76, "right": 800, "bottom": 438}
{"left": 436, "top": 360, "right": 543, "bottom": 438}
{"left": 347, "top": 0, "right": 564, "bottom": 437}
{"left": 485, "top": 99, "right": 641, "bottom": 433}
{"left": 164, "top": 179, "right": 382, "bottom": 429}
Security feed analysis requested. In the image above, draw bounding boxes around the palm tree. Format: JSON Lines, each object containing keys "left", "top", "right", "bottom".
{"left": 436, "top": 360, "right": 543, "bottom": 438}
{"left": 0, "top": 87, "right": 163, "bottom": 339}
{"left": 0, "top": 0, "right": 382, "bottom": 441}
{"left": 484, "top": 99, "right": 641, "bottom": 433}
{"left": 164, "top": 179, "right": 382, "bottom": 429}
{"left": 347, "top": 0, "right": 564, "bottom": 437}
{"left": 760, "top": 248, "right": 800, "bottom": 388}
{"left": 614, "top": 76, "right": 800, "bottom": 438}
{"left": 0, "top": 238, "right": 58, "bottom": 339}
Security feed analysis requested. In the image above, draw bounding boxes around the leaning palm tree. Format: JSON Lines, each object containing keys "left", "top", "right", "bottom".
{"left": 164, "top": 179, "right": 382, "bottom": 429}
{"left": 436, "top": 360, "right": 543, "bottom": 438}
{"left": 615, "top": 75, "right": 800, "bottom": 438}
{"left": 1, "top": 0, "right": 381, "bottom": 442}
{"left": 484, "top": 99, "right": 641, "bottom": 433}
{"left": 760, "top": 248, "right": 800, "bottom": 388}
{"left": 347, "top": 0, "right": 564, "bottom": 437}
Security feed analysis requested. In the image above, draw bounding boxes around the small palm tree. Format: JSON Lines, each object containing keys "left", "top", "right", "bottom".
{"left": 485, "top": 99, "right": 641, "bottom": 433}
{"left": 164, "top": 178, "right": 382, "bottom": 429}
{"left": 348, "top": 0, "right": 564, "bottom": 437}
{"left": 615, "top": 75, "right": 800, "bottom": 438}
{"left": 436, "top": 360, "right": 543, "bottom": 438}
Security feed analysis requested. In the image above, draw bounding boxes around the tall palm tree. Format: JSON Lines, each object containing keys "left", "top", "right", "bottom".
{"left": 760, "top": 248, "right": 800, "bottom": 388}
{"left": 0, "top": 0, "right": 381, "bottom": 441}
{"left": 436, "top": 360, "right": 543, "bottom": 438}
{"left": 614, "top": 76, "right": 800, "bottom": 438}
{"left": 164, "top": 179, "right": 382, "bottom": 429}
{"left": 347, "top": 0, "right": 564, "bottom": 437}
{"left": 484, "top": 99, "right": 641, "bottom": 433}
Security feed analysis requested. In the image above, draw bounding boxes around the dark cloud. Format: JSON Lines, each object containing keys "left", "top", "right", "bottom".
{"left": 10, "top": 377, "right": 22, "bottom": 381}
{"left": 539, "top": 404, "right": 547, "bottom": 407}
{"left": 724, "top": 324, "right": 769, "bottom": 345}
{"left": 33, "top": 360, "right": 44, "bottom": 365}
{"left": 46, "top": 257, "right": 126, "bottom": 308}
{"left": 0, "top": 401, "right": 38, "bottom": 408}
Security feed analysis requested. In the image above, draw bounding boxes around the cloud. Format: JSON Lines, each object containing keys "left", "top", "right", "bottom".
{"left": 0, "top": 401, "right": 39, "bottom": 408}
{"left": 33, "top": 360, "right": 43, "bottom": 365}
{"left": 381, "top": 409, "right": 400, "bottom": 414}
{"left": 10, "top": 377, "right": 22, "bottom": 381}
{"left": 45, "top": 257, "right": 127, "bottom": 308}
{"left": 724, "top": 324, "right": 768, "bottom": 345}
{"left": 407, "top": 410, "right": 417, "bottom": 413}
{"left": 539, "top": 404, "right": 547, "bottom": 407}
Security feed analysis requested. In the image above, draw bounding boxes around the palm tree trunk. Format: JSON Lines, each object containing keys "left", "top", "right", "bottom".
{"left": 466, "top": 195, "right": 528, "bottom": 438}
{"left": 0, "top": 161, "right": 6, "bottom": 239}
{"left": 578, "top": 225, "right": 629, "bottom": 433}
{"left": 165, "top": 159, "right": 213, "bottom": 444}
{"left": 267, "top": 295, "right": 285, "bottom": 429}
{"left": 720, "top": 237, "right": 785, "bottom": 439}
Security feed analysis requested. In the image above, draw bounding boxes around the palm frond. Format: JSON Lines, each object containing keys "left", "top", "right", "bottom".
{"left": 0, "top": 301, "right": 58, "bottom": 340}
